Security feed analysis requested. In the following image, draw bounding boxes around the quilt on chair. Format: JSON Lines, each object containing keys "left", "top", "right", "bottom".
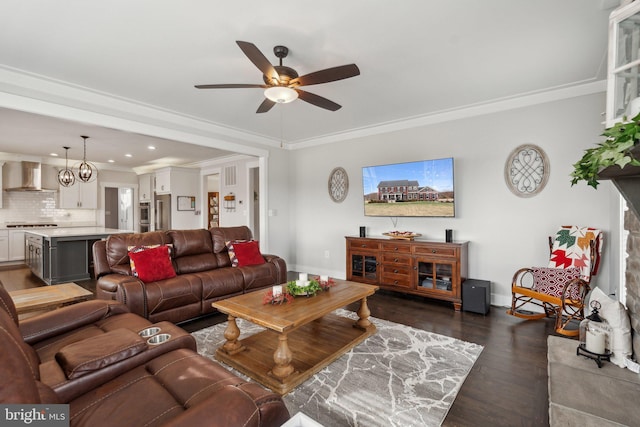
{"left": 548, "top": 225, "right": 603, "bottom": 281}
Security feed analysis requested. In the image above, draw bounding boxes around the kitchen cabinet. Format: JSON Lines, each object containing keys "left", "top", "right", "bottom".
{"left": 139, "top": 173, "right": 152, "bottom": 202}
{"left": 59, "top": 179, "right": 98, "bottom": 209}
{"left": 346, "top": 236, "right": 468, "bottom": 310}
{"left": 0, "top": 230, "right": 8, "bottom": 262}
{"left": 9, "top": 230, "right": 25, "bottom": 261}
{"left": 25, "top": 227, "right": 129, "bottom": 285}
{"left": 25, "top": 233, "right": 43, "bottom": 278}
{"left": 154, "top": 169, "right": 171, "bottom": 194}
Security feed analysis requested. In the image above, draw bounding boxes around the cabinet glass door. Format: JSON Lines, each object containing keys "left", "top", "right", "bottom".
{"left": 608, "top": 4, "right": 640, "bottom": 125}
{"left": 416, "top": 260, "right": 453, "bottom": 292}
{"left": 351, "top": 253, "right": 377, "bottom": 281}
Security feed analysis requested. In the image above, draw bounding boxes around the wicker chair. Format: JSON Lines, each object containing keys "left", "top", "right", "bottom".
{"left": 507, "top": 226, "right": 603, "bottom": 336}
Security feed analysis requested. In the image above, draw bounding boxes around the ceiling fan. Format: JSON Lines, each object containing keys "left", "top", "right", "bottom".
{"left": 195, "top": 41, "right": 360, "bottom": 113}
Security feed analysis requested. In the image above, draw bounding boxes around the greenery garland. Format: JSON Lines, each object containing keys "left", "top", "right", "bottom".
{"left": 571, "top": 113, "right": 640, "bottom": 189}
{"left": 287, "top": 279, "right": 322, "bottom": 297}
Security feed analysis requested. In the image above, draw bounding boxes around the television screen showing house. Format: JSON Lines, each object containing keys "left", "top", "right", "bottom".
{"left": 362, "top": 157, "right": 455, "bottom": 217}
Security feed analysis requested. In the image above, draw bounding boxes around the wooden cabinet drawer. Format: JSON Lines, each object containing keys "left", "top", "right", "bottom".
{"left": 381, "top": 267, "right": 412, "bottom": 288}
{"left": 381, "top": 253, "right": 412, "bottom": 265}
{"left": 349, "top": 239, "right": 380, "bottom": 251}
{"left": 413, "top": 245, "right": 457, "bottom": 257}
{"left": 381, "top": 242, "right": 411, "bottom": 254}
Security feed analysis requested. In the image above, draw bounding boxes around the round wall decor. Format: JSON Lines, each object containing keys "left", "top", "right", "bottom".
{"left": 328, "top": 167, "right": 349, "bottom": 203}
{"left": 504, "top": 144, "right": 549, "bottom": 198}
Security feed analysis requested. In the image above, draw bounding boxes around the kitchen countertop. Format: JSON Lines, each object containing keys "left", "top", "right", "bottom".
{"left": 23, "top": 227, "right": 133, "bottom": 239}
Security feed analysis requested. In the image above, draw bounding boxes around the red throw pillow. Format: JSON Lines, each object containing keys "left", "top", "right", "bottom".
{"left": 128, "top": 245, "right": 176, "bottom": 283}
{"left": 532, "top": 267, "right": 582, "bottom": 300}
{"left": 227, "top": 240, "right": 265, "bottom": 267}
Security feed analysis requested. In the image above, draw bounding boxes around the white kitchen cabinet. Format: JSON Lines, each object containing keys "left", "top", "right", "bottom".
{"left": 9, "top": 230, "right": 25, "bottom": 261}
{"left": 139, "top": 173, "right": 152, "bottom": 202}
{"left": 154, "top": 169, "right": 171, "bottom": 194}
{"left": 0, "top": 230, "right": 8, "bottom": 262}
{"left": 59, "top": 179, "right": 98, "bottom": 209}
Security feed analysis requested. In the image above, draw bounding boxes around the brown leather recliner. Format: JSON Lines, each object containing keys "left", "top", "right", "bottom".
{"left": 0, "top": 281, "right": 290, "bottom": 426}
{"left": 93, "top": 226, "right": 287, "bottom": 324}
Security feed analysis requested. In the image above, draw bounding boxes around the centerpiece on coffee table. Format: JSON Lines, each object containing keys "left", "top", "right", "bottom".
{"left": 287, "top": 273, "right": 322, "bottom": 297}
{"left": 263, "top": 273, "right": 336, "bottom": 304}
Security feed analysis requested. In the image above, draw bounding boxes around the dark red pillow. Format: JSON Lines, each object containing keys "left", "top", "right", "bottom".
{"left": 128, "top": 245, "right": 176, "bottom": 283}
{"left": 227, "top": 240, "right": 265, "bottom": 267}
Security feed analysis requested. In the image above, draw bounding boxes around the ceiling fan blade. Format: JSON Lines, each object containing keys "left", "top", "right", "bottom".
{"left": 195, "top": 84, "right": 267, "bottom": 89}
{"left": 290, "top": 64, "right": 360, "bottom": 87}
{"left": 296, "top": 89, "right": 342, "bottom": 111}
{"left": 236, "top": 41, "right": 280, "bottom": 83}
{"left": 256, "top": 98, "right": 276, "bottom": 114}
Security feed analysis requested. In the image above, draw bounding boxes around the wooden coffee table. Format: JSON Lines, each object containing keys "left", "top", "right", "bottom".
{"left": 212, "top": 279, "right": 379, "bottom": 395}
{"left": 9, "top": 283, "right": 93, "bottom": 315}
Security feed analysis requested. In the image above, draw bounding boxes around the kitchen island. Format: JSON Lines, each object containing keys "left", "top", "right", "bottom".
{"left": 25, "top": 227, "right": 132, "bottom": 285}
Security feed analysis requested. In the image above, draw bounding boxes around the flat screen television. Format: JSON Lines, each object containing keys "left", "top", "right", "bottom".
{"left": 362, "top": 157, "right": 455, "bottom": 217}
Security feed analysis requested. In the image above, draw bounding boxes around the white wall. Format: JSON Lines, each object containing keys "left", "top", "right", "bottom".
{"left": 287, "top": 92, "right": 616, "bottom": 306}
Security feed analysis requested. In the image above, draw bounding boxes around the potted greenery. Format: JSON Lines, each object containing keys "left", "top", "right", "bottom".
{"left": 571, "top": 113, "right": 640, "bottom": 188}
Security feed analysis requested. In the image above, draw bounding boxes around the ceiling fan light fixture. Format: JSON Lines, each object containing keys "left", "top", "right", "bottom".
{"left": 264, "top": 86, "right": 298, "bottom": 104}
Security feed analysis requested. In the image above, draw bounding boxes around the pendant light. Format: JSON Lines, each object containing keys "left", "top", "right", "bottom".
{"left": 57, "top": 146, "right": 76, "bottom": 187}
{"left": 75, "top": 135, "right": 97, "bottom": 182}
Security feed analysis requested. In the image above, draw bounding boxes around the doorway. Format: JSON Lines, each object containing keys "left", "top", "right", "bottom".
{"left": 105, "top": 187, "right": 134, "bottom": 230}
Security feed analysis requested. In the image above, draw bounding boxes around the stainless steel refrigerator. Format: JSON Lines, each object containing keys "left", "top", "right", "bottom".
{"left": 154, "top": 194, "right": 171, "bottom": 231}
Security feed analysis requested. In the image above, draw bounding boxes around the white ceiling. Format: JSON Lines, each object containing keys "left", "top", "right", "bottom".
{"left": 0, "top": 0, "right": 615, "bottom": 170}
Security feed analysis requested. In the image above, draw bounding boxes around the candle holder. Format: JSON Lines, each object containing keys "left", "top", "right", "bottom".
{"left": 576, "top": 344, "right": 611, "bottom": 368}
{"left": 315, "top": 275, "right": 336, "bottom": 291}
{"left": 262, "top": 289, "right": 293, "bottom": 305}
{"left": 577, "top": 300, "right": 612, "bottom": 368}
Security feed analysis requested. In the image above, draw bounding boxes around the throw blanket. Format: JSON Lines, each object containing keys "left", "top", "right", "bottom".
{"left": 548, "top": 225, "right": 603, "bottom": 281}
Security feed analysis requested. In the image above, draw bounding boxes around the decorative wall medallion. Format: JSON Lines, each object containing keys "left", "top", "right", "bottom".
{"left": 328, "top": 167, "right": 349, "bottom": 203}
{"left": 504, "top": 144, "right": 549, "bottom": 198}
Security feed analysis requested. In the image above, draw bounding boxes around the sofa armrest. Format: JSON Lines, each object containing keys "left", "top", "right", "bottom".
{"left": 20, "top": 300, "right": 131, "bottom": 345}
{"left": 55, "top": 329, "right": 147, "bottom": 379}
{"left": 92, "top": 239, "right": 111, "bottom": 279}
{"left": 263, "top": 254, "right": 287, "bottom": 284}
{"left": 97, "top": 274, "right": 148, "bottom": 318}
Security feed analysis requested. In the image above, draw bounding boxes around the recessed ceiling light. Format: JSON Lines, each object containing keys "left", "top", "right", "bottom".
{"left": 108, "top": 159, "right": 115, "bottom": 163}
{"left": 50, "top": 153, "right": 58, "bottom": 157}
{"left": 148, "top": 145, "right": 156, "bottom": 150}
{"left": 125, "top": 154, "right": 132, "bottom": 157}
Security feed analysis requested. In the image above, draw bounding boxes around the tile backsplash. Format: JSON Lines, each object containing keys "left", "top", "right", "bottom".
{"left": 0, "top": 192, "right": 96, "bottom": 224}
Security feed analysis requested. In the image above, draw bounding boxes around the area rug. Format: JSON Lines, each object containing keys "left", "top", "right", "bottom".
{"left": 191, "top": 309, "right": 483, "bottom": 427}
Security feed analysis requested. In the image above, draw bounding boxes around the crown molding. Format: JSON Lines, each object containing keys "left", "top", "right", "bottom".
{"left": 289, "top": 79, "right": 607, "bottom": 149}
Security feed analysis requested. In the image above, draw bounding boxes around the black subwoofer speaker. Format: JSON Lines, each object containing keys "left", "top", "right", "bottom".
{"left": 462, "top": 279, "right": 491, "bottom": 315}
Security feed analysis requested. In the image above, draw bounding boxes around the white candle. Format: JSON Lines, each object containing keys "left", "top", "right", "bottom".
{"left": 586, "top": 329, "right": 606, "bottom": 354}
{"left": 272, "top": 285, "right": 282, "bottom": 297}
{"left": 320, "top": 275, "right": 329, "bottom": 283}
{"left": 299, "top": 273, "right": 308, "bottom": 281}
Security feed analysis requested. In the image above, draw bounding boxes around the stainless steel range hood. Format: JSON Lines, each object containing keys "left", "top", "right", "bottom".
{"left": 5, "top": 161, "right": 57, "bottom": 192}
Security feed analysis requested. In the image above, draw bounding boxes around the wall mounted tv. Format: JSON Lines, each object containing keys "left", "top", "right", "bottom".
{"left": 362, "top": 157, "right": 455, "bottom": 217}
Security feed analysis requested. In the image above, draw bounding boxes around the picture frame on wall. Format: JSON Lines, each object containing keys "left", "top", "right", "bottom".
{"left": 177, "top": 196, "right": 196, "bottom": 211}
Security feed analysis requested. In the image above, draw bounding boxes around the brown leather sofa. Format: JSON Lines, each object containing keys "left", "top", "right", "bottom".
{"left": 93, "top": 226, "right": 287, "bottom": 324}
{"left": 0, "top": 281, "right": 290, "bottom": 426}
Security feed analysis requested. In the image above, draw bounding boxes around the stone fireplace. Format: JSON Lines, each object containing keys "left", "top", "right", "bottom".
{"left": 625, "top": 208, "right": 640, "bottom": 358}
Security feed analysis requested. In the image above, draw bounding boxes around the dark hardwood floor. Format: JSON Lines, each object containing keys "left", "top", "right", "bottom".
{"left": 1, "top": 267, "right": 557, "bottom": 427}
